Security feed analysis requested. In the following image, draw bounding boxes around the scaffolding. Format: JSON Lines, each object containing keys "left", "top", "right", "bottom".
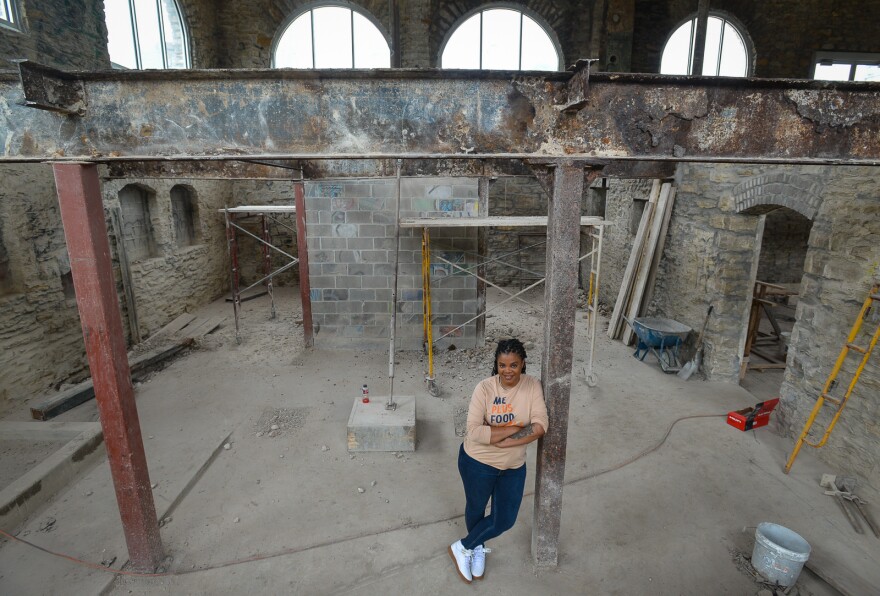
{"left": 399, "top": 215, "right": 607, "bottom": 392}
{"left": 221, "top": 205, "right": 299, "bottom": 342}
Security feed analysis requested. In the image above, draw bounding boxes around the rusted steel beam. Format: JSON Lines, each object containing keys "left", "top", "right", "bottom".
{"left": 294, "top": 181, "right": 314, "bottom": 348}
{"left": 16, "top": 61, "right": 85, "bottom": 115}
{"left": 52, "top": 163, "right": 163, "bottom": 571}
{"left": 3, "top": 63, "right": 879, "bottom": 165}
{"left": 532, "top": 163, "right": 601, "bottom": 567}
{"left": 104, "top": 158, "right": 670, "bottom": 180}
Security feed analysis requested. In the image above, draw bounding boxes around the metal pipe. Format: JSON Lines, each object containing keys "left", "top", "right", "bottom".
{"left": 387, "top": 159, "right": 403, "bottom": 410}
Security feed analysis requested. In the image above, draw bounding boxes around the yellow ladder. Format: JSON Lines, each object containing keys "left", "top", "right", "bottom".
{"left": 785, "top": 282, "right": 880, "bottom": 474}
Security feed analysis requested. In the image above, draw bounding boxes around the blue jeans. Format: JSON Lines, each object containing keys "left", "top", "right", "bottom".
{"left": 457, "top": 444, "right": 527, "bottom": 550}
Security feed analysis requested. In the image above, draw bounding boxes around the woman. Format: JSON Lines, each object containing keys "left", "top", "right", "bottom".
{"left": 448, "top": 338, "right": 548, "bottom": 583}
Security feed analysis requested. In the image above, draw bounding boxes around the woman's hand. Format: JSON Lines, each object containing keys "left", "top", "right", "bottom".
{"left": 495, "top": 423, "right": 545, "bottom": 448}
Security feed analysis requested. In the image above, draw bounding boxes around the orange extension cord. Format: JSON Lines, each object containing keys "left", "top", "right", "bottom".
{"left": 0, "top": 413, "right": 725, "bottom": 578}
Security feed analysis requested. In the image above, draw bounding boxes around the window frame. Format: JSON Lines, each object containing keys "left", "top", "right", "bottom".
{"left": 660, "top": 11, "right": 753, "bottom": 77}
{"left": 0, "top": 0, "right": 22, "bottom": 32}
{"left": 438, "top": 3, "right": 563, "bottom": 71}
{"left": 271, "top": 2, "right": 391, "bottom": 69}
{"left": 812, "top": 51, "right": 880, "bottom": 81}
{"left": 107, "top": 0, "right": 191, "bottom": 70}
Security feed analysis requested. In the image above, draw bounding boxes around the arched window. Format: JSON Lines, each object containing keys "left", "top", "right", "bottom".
{"left": 105, "top": 0, "right": 190, "bottom": 69}
{"left": 273, "top": 5, "right": 390, "bottom": 68}
{"left": 441, "top": 7, "right": 561, "bottom": 71}
{"left": 660, "top": 14, "right": 749, "bottom": 76}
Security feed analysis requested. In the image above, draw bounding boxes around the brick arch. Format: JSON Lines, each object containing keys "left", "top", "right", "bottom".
{"left": 733, "top": 173, "right": 824, "bottom": 220}
{"left": 431, "top": 1, "right": 568, "bottom": 68}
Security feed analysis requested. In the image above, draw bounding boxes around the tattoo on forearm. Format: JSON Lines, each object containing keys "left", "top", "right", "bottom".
{"left": 507, "top": 424, "right": 535, "bottom": 440}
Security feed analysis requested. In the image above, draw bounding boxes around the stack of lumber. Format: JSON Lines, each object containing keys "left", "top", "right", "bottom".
{"left": 608, "top": 180, "right": 677, "bottom": 343}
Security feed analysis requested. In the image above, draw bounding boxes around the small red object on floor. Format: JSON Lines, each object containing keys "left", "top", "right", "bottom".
{"left": 727, "top": 398, "right": 780, "bottom": 431}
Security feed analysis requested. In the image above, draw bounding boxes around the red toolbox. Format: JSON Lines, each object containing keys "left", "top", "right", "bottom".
{"left": 727, "top": 398, "right": 780, "bottom": 431}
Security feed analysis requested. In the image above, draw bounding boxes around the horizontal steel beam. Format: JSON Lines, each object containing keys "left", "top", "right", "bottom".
{"left": 2, "top": 62, "right": 879, "bottom": 166}
{"left": 102, "top": 158, "right": 674, "bottom": 180}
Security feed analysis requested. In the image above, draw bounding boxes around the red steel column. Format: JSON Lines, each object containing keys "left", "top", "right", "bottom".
{"left": 294, "top": 180, "right": 314, "bottom": 347}
{"left": 52, "top": 163, "right": 163, "bottom": 571}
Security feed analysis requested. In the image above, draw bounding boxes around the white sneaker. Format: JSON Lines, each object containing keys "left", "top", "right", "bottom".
{"left": 471, "top": 545, "right": 491, "bottom": 579}
{"left": 448, "top": 540, "right": 473, "bottom": 583}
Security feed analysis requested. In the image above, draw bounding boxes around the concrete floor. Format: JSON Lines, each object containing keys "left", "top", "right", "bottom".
{"left": 1, "top": 287, "right": 878, "bottom": 595}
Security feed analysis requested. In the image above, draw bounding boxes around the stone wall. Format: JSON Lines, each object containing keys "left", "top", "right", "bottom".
{"left": 229, "top": 180, "right": 299, "bottom": 288}
{"left": 486, "top": 178, "right": 547, "bottom": 287}
{"left": 756, "top": 208, "right": 812, "bottom": 284}
{"left": 304, "top": 177, "right": 478, "bottom": 350}
{"left": 101, "top": 177, "right": 232, "bottom": 338}
{"left": 0, "top": 0, "right": 109, "bottom": 69}
{"left": 777, "top": 166, "right": 880, "bottom": 489}
{"left": 0, "top": 164, "right": 87, "bottom": 407}
{"left": 0, "top": 166, "right": 232, "bottom": 408}
{"left": 592, "top": 178, "right": 655, "bottom": 309}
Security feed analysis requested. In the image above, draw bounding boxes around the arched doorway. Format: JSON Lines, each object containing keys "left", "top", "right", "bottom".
{"left": 734, "top": 173, "right": 822, "bottom": 399}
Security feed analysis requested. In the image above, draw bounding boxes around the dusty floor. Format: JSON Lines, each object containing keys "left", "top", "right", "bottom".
{"left": 1, "top": 286, "right": 879, "bottom": 595}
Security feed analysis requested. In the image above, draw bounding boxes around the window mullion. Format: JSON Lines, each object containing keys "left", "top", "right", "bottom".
{"left": 479, "top": 11, "right": 484, "bottom": 69}
{"left": 310, "top": 10, "right": 316, "bottom": 69}
{"left": 156, "top": 0, "right": 168, "bottom": 69}
{"left": 686, "top": 19, "right": 695, "bottom": 75}
{"left": 350, "top": 9, "right": 355, "bottom": 68}
{"left": 129, "top": 0, "right": 143, "bottom": 69}
{"left": 715, "top": 20, "right": 726, "bottom": 76}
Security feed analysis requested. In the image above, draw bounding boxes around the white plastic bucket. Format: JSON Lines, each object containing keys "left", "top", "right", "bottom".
{"left": 751, "top": 522, "right": 811, "bottom": 587}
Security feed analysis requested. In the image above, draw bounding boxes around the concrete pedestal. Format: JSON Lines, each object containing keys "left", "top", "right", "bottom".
{"left": 347, "top": 396, "right": 416, "bottom": 452}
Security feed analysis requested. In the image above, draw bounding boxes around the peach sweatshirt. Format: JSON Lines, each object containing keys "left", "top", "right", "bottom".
{"left": 464, "top": 374, "right": 549, "bottom": 470}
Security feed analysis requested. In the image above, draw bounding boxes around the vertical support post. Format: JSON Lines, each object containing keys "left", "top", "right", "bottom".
{"left": 224, "top": 208, "right": 241, "bottom": 343}
{"left": 51, "top": 163, "right": 163, "bottom": 571}
{"left": 476, "top": 177, "right": 490, "bottom": 344}
{"left": 261, "top": 213, "right": 276, "bottom": 319}
{"left": 691, "top": 0, "right": 711, "bottom": 75}
{"left": 294, "top": 180, "right": 314, "bottom": 347}
{"left": 532, "top": 162, "right": 597, "bottom": 568}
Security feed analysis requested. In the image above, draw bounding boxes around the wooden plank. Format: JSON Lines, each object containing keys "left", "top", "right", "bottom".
{"left": 30, "top": 339, "right": 193, "bottom": 421}
{"left": 622, "top": 182, "right": 672, "bottom": 345}
{"left": 153, "top": 312, "right": 197, "bottom": 338}
{"left": 805, "top": 549, "right": 878, "bottom": 596}
{"left": 399, "top": 216, "right": 608, "bottom": 228}
{"left": 110, "top": 207, "right": 141, "bottom": 344}
{"left": 749, "top": 363, "right": 788, "bottom": 371}
{"left": 608, "top": 180, "right": 660, "bottom": 339}
{"left": 639, "top": 185, "right": 676, "bottom": 319}
{"left": 179, "top": 316, "right": 224, "bottom": 339}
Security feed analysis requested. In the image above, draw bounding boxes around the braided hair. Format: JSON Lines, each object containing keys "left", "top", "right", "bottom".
{"left": 491, "top": 338, "right": 528, "bottom": 375}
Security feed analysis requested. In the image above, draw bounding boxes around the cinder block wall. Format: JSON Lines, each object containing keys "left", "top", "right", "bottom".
{"left": 304, "top": 177, "right": 478, "bottom": 350}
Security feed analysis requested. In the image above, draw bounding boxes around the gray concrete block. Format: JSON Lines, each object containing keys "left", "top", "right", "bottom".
{"left": 310, "top": 275, "right": 338, "bottom": 288}
{"left": 359, "top": 224, "right": 387, "bottom": 238}
{"left": 349, "top": 289, "right": 377, "bottom": 301}
{"left": 347, "top": 238, "right": 373, "bottom": 250}
{"left": 346, "top": 211, "right": 373, "bottom": 224}
{"left": 361, "top": 250, "right": 388, "bottom": 263}
{"left": 347, "top": 396, "right": 416, "bottom": 452}
{"left": 321, "top": 263, "right": 345, "bottom": 275}
{"left": 320, "top": 237, "right": 347, "bottom": 250}
{"left": 348, "top": 263, "right": 374, "bottom": 276}
{"left": 336, "top": 275, "right": 364, "bottom": 288}
{"left": 323, "top": 289, "right": 349, "bottom": 301}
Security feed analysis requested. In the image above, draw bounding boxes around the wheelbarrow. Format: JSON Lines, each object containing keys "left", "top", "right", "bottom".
{"left": 624, "top": 317, "right": 692, "bottom": 373}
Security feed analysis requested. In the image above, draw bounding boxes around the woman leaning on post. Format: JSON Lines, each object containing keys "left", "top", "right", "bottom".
{"left": 448, "top": 338, "right": 548, "bottom": 583}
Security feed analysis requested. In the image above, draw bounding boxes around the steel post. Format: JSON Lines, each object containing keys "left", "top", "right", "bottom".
{"left": 51, "top": 163, "right": 163, "bottom": 571}
{"left": 532, "top": 163, "right": 600, "bottom": 567}
{"left": 294, "top": 181, "right": 314, "bottom": 347}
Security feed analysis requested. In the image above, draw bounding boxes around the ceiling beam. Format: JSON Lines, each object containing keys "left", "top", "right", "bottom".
{"left": 2, "top": 62, "right": 879, "bottom": 167}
